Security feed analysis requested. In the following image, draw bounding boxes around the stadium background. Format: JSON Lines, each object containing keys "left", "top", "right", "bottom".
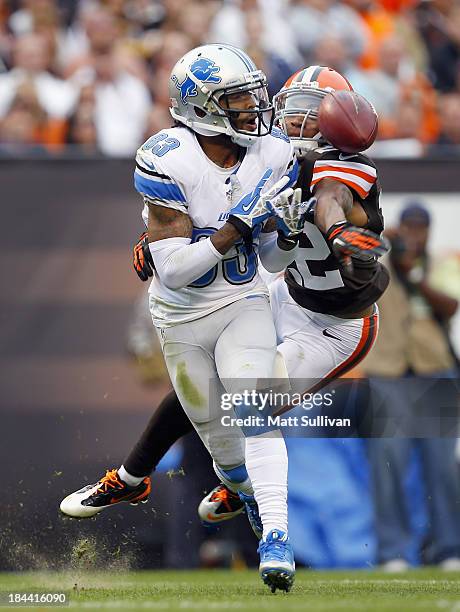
{"left": 1, "top": 0, "right": 460, "bottom": 572}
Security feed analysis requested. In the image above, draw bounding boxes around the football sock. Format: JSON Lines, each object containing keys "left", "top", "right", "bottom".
{"left": 117, "top": 465, "right": 144, "bottom": 487}
{"left": 122, "top": 389, "right": 193, "bottom": 477}
{"left": 214, "top": 462, "right": 254, "bottom": 496}
{"left": 245, "top": 429, "right": 289, "bottom": 539}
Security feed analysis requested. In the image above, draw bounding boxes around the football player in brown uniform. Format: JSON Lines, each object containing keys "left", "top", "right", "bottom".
{"left": 60, "top": 66, "right": 389, "bottom": 587}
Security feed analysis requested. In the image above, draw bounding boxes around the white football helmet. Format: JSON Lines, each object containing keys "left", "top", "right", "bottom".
{"left": 169, "top": 44, "right": 273, "bottom": 147}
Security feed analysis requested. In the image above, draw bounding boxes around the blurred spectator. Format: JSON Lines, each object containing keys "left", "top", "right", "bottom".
{"left": 146, "top": 29, "right": 192, "bottom": 90}
{"left": 241, "top": 6, "right": 295, "bottom": 97}
{"left": 65, "top": 4, "right": 120, "bottom": 70}
{"left": 0, "top": 0, "right": 12, "bottom": 72}
{"left": 430, "top": 250, "right": 460, "bottom": 358}
{"left": 144, "top": 31, "right": 192, "bottom": 134}
{"left": 63, "top": 4, "right": 154, "bottom": 89}
{"left": 288, "top": 0, "right": 368, "bottom": 65}
{"left": 362, "top": 203, "right": 460, "bottom": 570}
{"left": 72, "top": 50, "right": 151, "bottom": 156}
{"left": 311, "top": 34, "right": 370, "bottom": 94}
{"left": 67, "top": 6, "right": 152, "bottom": 157}
{"left": 0, "top": 104, "right": 45, "bottom": 152}
{"left": 0, "top": 32, "right": 78, "bottom": 121}
{"left": 346, "top": 0, "right": 397, "bottom": 69}
{"left": 0, "top": 0, "right": 459, "bottom": 157}
{"left": 311, "top": 35, "right": 351, "bottom": 77}
{"left": 8, "top": 0, "right": 60, "bottom": 37}
{"left": 66, "top": 85, "right": 98, "bottom": 153}
{"left": 210, "top": 0, "right": 301, "bottom": 67}
{"left": 176, "top": 1, "right": 217, "bottom": 49}
{"left": 439, "top": 93, "right": 460, "bottom": 143}
{"left": 357, "top": 35, "right": 410, "bottom": 119}
{"left": 358, "top": 34, "right": 439, "bottom": 144}
{"left": 428, "top": 93, "right": 460, "bottom": 156}
{"left": 126, "top": 285, "right": 168, "bottom": 385}
{"left": 344, "top": 0, "right": 428, "bottom": 70}
{"left": 149, "top": 31, "right": 192, "bottom": 75}
{"left": 160, "top": 0, "right": 192, "bottom": 33}
{"left": 416, "top": 0, "right": 460, "bottom": 92}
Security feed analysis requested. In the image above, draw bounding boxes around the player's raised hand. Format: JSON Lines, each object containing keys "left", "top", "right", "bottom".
{"left": 325, "top": 221, "right": 390, "bottom": 271}
{"left": 228, "top": 170, "right": 292, "bottom": 249}
{"left": 228, "top": 169, "right": 274, "bottom": 229}
{"left": 133, "top": 231, "right": 155, "bottom": 281}
{"left": 267, "top": 188, "right": 314, "bottom": 238}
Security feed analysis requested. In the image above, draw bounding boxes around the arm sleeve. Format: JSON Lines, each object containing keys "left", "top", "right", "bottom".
{"left": 149, "top": 237, "right": 223, "bottom": 291}
{"left": 285, "top": 154, "right": 299, "bottom": 189}
{"left": 258, "top": 231, "right": 298, "bottom": 273}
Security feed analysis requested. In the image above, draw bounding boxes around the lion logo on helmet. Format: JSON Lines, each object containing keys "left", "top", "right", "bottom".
{"left": 172, "top": 57, "right": 222, "bottom": 105}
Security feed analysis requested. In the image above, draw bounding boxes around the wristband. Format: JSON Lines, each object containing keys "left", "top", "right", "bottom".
{"left": 277, "top": 230, "right": 301, "bottom": 251}
{"left": 227, "top": 215, "right": 253, "bottom": 252}
{"left": 325, "top": 220, "right": 350, "bottom": 244}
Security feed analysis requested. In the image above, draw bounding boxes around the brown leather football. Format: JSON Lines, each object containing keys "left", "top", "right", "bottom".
{"left": 318, "top": 90, "right": 379, "bottom": 153}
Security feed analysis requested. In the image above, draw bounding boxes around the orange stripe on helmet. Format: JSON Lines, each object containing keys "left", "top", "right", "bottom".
{"left": 316, "top": 68, "right": 353, "bottom": 92}
{"left": 283, "top": 70, "right": 303, "bottom": 89}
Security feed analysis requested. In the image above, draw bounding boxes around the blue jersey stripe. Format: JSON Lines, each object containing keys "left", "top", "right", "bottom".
{"left": 287, "top": 158, "right": 299, "bottom": 188}
{"left": 134, "top": 172, "right": 186, "bottom": 203}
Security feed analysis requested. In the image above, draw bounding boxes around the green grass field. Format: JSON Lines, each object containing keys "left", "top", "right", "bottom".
{"left": 1, "top": 569, "right": 460, "bottom": 611}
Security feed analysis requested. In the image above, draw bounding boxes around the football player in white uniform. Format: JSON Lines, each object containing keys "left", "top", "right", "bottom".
{"left": 60, "top": 65, "right": 390, "bottom": 592}
{"left": 61, "top": 44, "right": 299, "bottom": 592}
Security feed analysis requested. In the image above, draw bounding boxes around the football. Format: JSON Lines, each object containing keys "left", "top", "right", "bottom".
{"left": 317, "top": 90, "right": 379, "bottom": 153}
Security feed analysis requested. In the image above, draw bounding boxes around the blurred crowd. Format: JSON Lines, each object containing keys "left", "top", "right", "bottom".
{"left": 1, "top": 0, "right": 460, "bottom": 157}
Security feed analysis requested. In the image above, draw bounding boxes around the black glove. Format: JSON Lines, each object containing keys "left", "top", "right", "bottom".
{"left": 133, "top": 232, "right": 154, "bottom": 282}
{"left": 326, "top": 221, "right": 390, "bottom": 271}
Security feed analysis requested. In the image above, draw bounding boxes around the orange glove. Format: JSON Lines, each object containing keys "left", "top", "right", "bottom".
{"left": 133, "top": 232, "right": 154, "bottom": 281}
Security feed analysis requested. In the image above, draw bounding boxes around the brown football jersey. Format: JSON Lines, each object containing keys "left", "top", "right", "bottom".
{"left": 284, "top": 146, "right": 389, "bottom": 316}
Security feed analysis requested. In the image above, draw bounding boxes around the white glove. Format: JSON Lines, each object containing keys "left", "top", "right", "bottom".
{"left": 228, "top": 171, "right": 290, "bottom": 239}
{"left": 268, "top": 188, "right": 314, "bottom": 237}
{"left": 229, "top": 168, "right": 289, "bottom": 230}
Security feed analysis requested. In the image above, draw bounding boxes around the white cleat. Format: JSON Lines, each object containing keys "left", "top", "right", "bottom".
{"left": 60, "top": 469, "right": 151, "bottom": 518}
{"left": 198, "top": 484, "right": 245, "bottom": 527}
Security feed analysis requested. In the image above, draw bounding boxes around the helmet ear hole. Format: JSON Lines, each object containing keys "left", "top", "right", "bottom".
{"left": 194, "top": 106, "right": 206, "bottom": 118}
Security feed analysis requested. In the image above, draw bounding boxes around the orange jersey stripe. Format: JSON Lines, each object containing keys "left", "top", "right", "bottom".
{"left": 311, "top": 175, "right": 368, "bottom": 199}
{"left": 313, "top": 164, "right": 376, "bottom": 183}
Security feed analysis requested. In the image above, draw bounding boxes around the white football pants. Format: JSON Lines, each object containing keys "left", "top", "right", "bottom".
{"left": 246, "top": 277, "right": 380, "bottom": 538}
{"left": 152, "top": 294, "right": 277, "bottom": 473}
{"left": 270, "top": 277, "right": 379, "bottom": 395}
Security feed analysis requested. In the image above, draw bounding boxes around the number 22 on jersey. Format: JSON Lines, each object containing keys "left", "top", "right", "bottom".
{"left": 289, "top": 222, "right": 344, "bottom": 291}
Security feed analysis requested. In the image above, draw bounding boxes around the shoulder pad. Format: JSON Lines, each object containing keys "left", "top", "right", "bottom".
{"left": 136, "top": 127, "right": 198, "bottom": 190}
{"left": 317, "top": 147, "right": 377, "bottom": 170}
{"left": 312, "top": 148, "right": 378, "bottom": 200}
{"left": 270, "top": 126, "right": 290, "bottom": 144}
{"left": 135, "top": 128, "right": 196, "bottom": 212}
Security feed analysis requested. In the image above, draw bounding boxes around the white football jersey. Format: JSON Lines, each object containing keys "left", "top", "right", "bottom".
{"left": 135, "top": 126, "right": 296, "bottom": 327}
